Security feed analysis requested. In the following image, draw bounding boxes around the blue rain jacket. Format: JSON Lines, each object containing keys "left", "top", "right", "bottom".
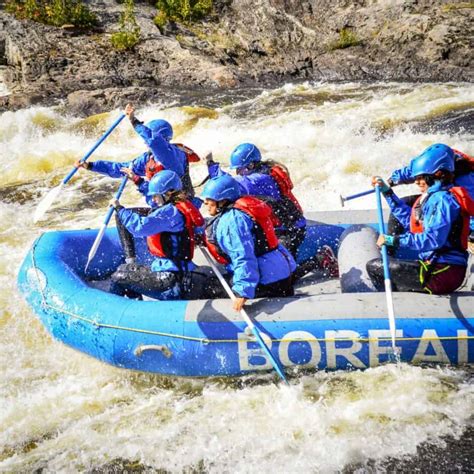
{"left": 213, "top": 208, "right": 296, "bottom": 299}
{"left": 384, "top": 182, "right": 468, "bottom": 266}
{"left": 89, "top": 123, "right": 187, "bottom": 206}
{"left": 390, "top": 161, "right": 474, "bottom": 230}
{"left": 208, "top": 163, "right": 306, "bottom": 228}
{"left": 117, "top": 203, "right": 197, "bottom": 273}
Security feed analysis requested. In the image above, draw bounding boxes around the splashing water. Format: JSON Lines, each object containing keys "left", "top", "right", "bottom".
{"left": 0, "top": 81, "right": 473, "bottom": 472}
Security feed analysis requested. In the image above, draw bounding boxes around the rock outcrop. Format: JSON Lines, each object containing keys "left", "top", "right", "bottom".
{"left": 0, "top": 0, "right": 472, "bottom": 114}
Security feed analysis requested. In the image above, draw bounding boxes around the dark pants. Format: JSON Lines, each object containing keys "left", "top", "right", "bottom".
{"left": 367, "top": 257, "right": 466, "bottom": 294}
{"left": 204, "top": 275, "right": 294, "bottom": 300}
{"left": 277, "top": 226, "right": 306, "bottom": 259}
{"left": 115, "top": 207, "right": 150, "bottom": 260}
{"left": 111, "top": 262, "right": 210, "bottom": 300}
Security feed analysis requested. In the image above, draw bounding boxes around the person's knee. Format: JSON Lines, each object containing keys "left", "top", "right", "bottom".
{"left": 366, "top": 258, "right": 384, "bottom": 290}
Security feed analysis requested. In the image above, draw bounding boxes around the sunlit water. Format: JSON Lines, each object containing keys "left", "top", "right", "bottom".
{"left": 0, "top": 82, "right": 473, "bottom": 472}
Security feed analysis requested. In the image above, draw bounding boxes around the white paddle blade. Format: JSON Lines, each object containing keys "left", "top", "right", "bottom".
{"left": 85, "top": 224, "right": 107, "bottom": 272}
{"left": 34, "top": 184, "right": 63, "bottom": 223}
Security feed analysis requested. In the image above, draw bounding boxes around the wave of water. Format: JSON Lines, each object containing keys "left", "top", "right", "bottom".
{"left": 0, "top": 81, "right": 473, "bottom": 472}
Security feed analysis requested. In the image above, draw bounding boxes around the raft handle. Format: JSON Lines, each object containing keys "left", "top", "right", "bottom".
{"left": 134, "top": 344, "right": 172, "bottom": 358}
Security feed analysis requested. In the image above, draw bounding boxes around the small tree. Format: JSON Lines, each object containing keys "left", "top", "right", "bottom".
{"left": 111, "top": 0, "right": 141, "bottom": 51}
{"left": 6, "top": 0, "right": 97, "bottom": 27}
{"left": 154, "top": 0, "right": 212, "bottom": 26}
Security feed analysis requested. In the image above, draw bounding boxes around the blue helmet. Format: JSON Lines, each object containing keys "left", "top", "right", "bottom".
{"left": 201, "top": 175, "right": 241, "bottom": 202}
{"left": 147, "top": 170, "right": 182, "bottom": 196}
{"left": 146, "top": 119, "right": 173, "bottom": 141}
{"left": 411, "top": 143, "right": 454, "bottom": 177}
{"left": 229, "top": 143, "right": 262, "bottom": 169}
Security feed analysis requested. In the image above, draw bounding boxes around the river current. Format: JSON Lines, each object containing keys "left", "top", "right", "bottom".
{"left": 0, "top": 82, "right": 473, "bottom": 472}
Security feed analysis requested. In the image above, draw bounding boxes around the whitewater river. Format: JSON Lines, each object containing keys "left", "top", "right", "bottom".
{"left": 1, "top": 82, "right": 473, "bottom": 472}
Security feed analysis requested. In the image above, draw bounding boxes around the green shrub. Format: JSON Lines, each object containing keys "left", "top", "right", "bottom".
{"left": 111, "top": 0, "right": 141, "bottom": 51}
{"left": 5, "top": 0, "right": 97, "bottom": 27}
{"left": 153, "top": 10, "right": 168, "bottom": 28}
{"left": 329, "top": 28, "right": 361, "bottom": 50}
{"left": 154, "top": 0, "right": 212, "bottom": 26}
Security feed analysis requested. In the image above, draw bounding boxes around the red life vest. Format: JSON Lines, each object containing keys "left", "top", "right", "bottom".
{"left": 175, "top": 143, "right": 201, "bottom": 163}
{"left": 409, "top": 194, "right": 426, "bottom": 234}
{"left": 409, "top": 186, "right": 474, "bottom": 250}
{"left": 145, "top": 154, "right": 164, "bottom": 180}
{"left": 144, "top": 144, "right": 201, "bottom": 180}
{"left": 269, "top": 165, "right": 304, "bottom": 214}
{"left": 205, "top": 196, "right": 279, "bottom": 265}
{"left": 147, "top": 200, "right": 204, "bottom": 260}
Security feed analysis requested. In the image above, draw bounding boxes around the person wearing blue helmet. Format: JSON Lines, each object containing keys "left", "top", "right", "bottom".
{"left": 367, "top": 144, "right": 474, "bottom": 294}
{"left": 201, "top": 174, "right": 297, "bottom": 311}
{"left": 206, "top": 143, "right": 307, "bottom": 258}
{"left": 109, "top": 170, "right": 206, "bottom": 300}
{"left": 75, "top": 103, "right": 200, "bottom": 204}
{"left": 388, "top": 143, "right": 474, "bottom": 241}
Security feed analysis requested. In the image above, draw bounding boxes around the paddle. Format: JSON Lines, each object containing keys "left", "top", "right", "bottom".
{"left": 340, "top": 188, "right": 374, "bottom": 207}
{"left": 34, "top": 113, "right": 125, "bottom": 223}
{"left": 85, "top": 175, "right": 128, "bottom": 272}
{"left": 199, "top": 246, "right": 289, "bottom": 385}
{"left": 374, "top": 184, "right": 398, "bottom": 353}
{"left": 340, "top": 183, "right": 400, "bottom": 207}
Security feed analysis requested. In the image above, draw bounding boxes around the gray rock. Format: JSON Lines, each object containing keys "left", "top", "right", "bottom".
{"left": 0, "top": 0, "right": 472, "bottom": 114}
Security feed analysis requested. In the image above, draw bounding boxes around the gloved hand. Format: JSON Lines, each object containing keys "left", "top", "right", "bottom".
{"left": 204, "top": 151, "right": 215, "bottom": 166}
{"left": 124, "top": 103, "right": 135, "bottom": 121}
{"left": 120, "top": 167, "right": 143, "bottom": 185}
{"left": 74, "top": 160, "right": 91, "bottom": 170}
{"left": 194, "top": 233, "right": 205, "bottom": 247}
{"left": 377, "top": 234, "right": 398, "bottom": 247}
{"left": 109, "top": 198, "right": 120, "bottom": 209}
{"left": 371, "top": 176, "right": 391, "bottom": 194}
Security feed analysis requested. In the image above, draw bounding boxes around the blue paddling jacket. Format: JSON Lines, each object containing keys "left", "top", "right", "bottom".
{"left": 117, "top": 203, "right": 197, "bottom": 274}
{"left": 391, "top": 155, "right": 474, "bottom": 231}
{"left": 89, "top": 123, "right": 190, "bottom": 205}
{"left": 384, "top": 182, "right": 469, "bottom": 267}
{"left": 208, "top": 208, "right": 296, "bottom": 299}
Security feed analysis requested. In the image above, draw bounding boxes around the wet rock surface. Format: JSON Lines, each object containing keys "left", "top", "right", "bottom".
{"left": 0, "top": 0, "right": 472, "bottom": 115}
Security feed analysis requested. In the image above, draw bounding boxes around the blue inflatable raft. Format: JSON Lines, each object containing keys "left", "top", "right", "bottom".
{"left": 18, "top": 210, "right": 474, "bottom": 377}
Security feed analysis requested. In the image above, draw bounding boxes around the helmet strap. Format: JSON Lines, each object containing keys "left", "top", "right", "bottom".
{"left": 424, "top": 175, "right": 435, "bottom": 187}
{"left": 217, "top": 200, "right": 232, "bottom": 213}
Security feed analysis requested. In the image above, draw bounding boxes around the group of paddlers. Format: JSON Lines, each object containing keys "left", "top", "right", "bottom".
{"left": 75, "top": 104, "right": 474, "bottom": 309}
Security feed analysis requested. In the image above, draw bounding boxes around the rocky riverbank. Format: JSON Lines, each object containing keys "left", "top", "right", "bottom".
{"left": 0, "top": 0, "right": 472, "bottom": 115}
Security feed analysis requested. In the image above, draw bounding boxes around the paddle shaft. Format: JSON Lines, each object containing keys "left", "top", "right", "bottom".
{"left": 375, "top": 185, "right": 397, "bottom": 350}
{"left": 85, "top": 176, "right": 128, "bottom": 271}
{"left": 199, "top": 246, "right": 289, "bottom": 385}
{"left": 342, "top": 188, "right": 374, "bottom": 204}
{"left": 62, "top": 113, "right": 125, "bottom": 185}
{"left": 105, "top": 176, "right": 128, "bottom": 225}
{"left": 341, "top": 183, "right": 399, "bottom": 206}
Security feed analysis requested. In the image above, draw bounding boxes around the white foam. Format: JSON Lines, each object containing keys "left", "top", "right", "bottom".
{"left": 1, "top": 82, "right": 473, "bottom": 471}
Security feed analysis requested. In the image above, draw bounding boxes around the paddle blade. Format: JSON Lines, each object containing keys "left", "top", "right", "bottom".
{"left": 34, "top": 184, "right": 63, "bottom": 223}
{"left": 251, "top": 325, "right": 289, "bottom": 386}
{"left": 85, "top": 224, "right": 107, "bottom": 272}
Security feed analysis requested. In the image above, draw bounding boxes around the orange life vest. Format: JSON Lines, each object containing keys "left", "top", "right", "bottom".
{"left": 205, "top": 196, "right": 279, "bottom": 265}
{"left": 145, "top": 144, "right": 201, "bottom": 180}
{"left": 147, "top": 200, "right": 204, "bottom": 260}
{"left": 409, "top": 186, "right": 474, "bottom": 250}
{"left": 268, "top": 165, "right": 304, "bottom": 214}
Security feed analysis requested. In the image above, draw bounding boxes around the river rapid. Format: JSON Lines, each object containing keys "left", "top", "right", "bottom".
{"left": 1, "top": 82, "right": 473, "bottom": 472}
